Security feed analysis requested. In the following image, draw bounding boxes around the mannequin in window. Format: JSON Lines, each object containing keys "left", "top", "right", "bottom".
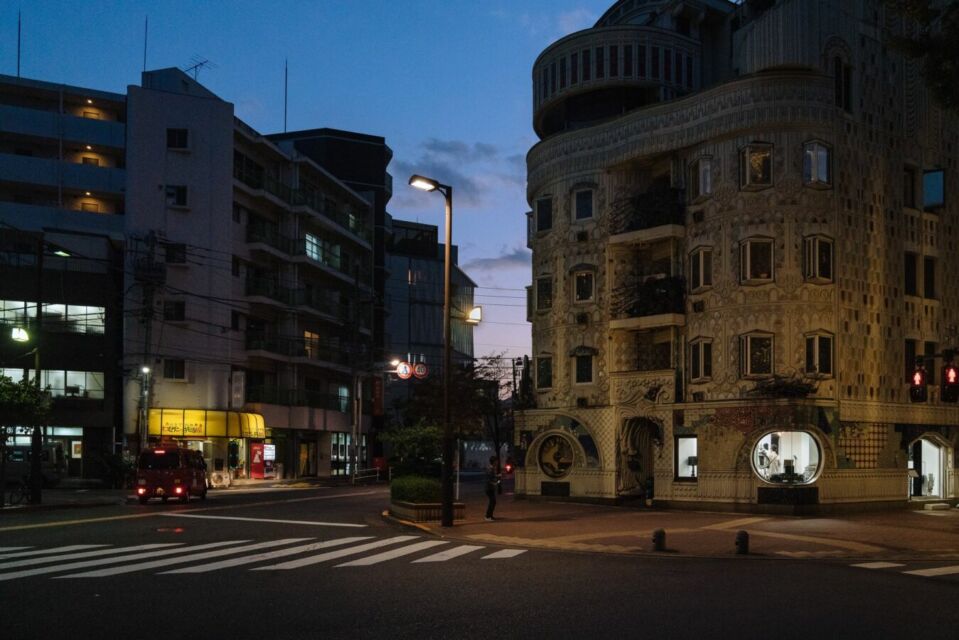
{"left": 766, "top": 444, "right": 781, "bottom": 478}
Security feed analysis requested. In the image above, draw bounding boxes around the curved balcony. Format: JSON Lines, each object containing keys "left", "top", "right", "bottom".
{"left": 608, "top": 186, "right": 685, "bottom": 244}
{"left": 533, "top": 25, "right": 700, "bottom": 138}
{"left": 610, "top": 275, "right": 686, "bottom": 331}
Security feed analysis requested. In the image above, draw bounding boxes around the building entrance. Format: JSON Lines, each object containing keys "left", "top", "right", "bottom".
{"left": 909, "top": 438, "right": 944, "bottom": 499}
{"left": 617, "top": 417, "right": 659, "bottom": 497}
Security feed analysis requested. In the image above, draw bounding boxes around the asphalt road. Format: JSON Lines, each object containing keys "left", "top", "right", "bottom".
{"left": 1, "top": 485, "right": 957, "bottom": 640}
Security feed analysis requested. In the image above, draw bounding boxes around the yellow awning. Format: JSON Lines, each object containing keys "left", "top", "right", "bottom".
{"left": 148, "top": 409, "right": 266, "bottom": 439}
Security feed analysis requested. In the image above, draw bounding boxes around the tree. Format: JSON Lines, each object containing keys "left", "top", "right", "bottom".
{"left": 0, "top": 375, "right": 51, "bottom": 498}
{"left": 379, "top": 420, "right": 442, "bottom": 476}
{"left": 884, "top": 0, "right": 959, "bottom": 110}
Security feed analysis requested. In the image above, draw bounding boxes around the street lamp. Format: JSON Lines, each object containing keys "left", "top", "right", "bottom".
{"left": 408, "top": 173, "right": 456, "bottom": 527}
{"left": 140, "top": 366, "right": 151, "bottom": 452}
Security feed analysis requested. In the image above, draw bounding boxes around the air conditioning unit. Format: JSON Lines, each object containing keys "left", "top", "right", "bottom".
{"left": 576, "top": 397, "right": 589, "bottom": 408}
{"left": 692, "top": 300, "right": 705, "bottom": 313}
{"left": 576, "top": 312, "right": 589, "bottom": 325}
{"left": 576, "top": 231, "right": 589, "bottom": 242}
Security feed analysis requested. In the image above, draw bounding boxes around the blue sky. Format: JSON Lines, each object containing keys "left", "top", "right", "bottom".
{"left": 1, "top": 0, "right": 615, "bottom": 360}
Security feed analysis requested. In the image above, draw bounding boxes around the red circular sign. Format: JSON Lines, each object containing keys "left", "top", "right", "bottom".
{"left": 413, "top": 363, "right": 429, "bottom": 379}
{"left": 396, "top": 362, "right": 413, "bottom": 380}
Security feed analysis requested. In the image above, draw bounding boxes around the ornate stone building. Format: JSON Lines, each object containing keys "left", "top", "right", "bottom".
{"left": 516, "top": 0, "right": 958, "bottom": 511}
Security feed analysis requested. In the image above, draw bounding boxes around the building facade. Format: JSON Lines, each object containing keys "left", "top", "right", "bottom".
{"left": 517, "top": 0, "right": 958, "bottom": 511}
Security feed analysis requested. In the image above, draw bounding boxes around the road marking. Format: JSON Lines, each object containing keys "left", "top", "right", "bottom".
{"left": 57, "top": 538, "right": 313, "bottom": 578}
{"left": 0, "top": 543, "right": 181, "bottom": 569}
{"left": 335, "top": 541, "right": 448, "bottom": 567}
{"left": 159, "top": 513, "right": 367, "bottom": 528}
{"left": 482, "top": 549, "right": 526, "bottom": 559}
{"left": 0, "top": 544, "right": 108, "bottom": 560}
{"left": 162, "top": 537, "right": 373, "bottom": 574}
{"left": 852, "top": 562, "right": 906, "bottom": 569}
{"left": 903, "top": 564, "right": 959, "bottom": 577}
{"left": 253, "top": 536, "right": 418, "bottom": 570}
{"left": 412, "top": 545, "right": 485, "bottom": 563}
{"left": 0, "top": 540, "right": 244, "bottom": 581}
{"left": 0, "top": 546, "right": 31, "bottom": 552}
{"left": 745, "top": 531, "right": 883, "bottom": 553}
{"left": 0, "top": 512, "right": 159, "bottom": 533}
{"left": 702, "top": 517, "right": 770, "bottom": 530}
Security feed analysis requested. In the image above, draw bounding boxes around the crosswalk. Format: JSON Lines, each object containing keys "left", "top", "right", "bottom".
{"left": 0, "top": 536, "right": 527, "bottom": 581}
{"left": 852, "top": 560, "right": 959, "bottom": 579}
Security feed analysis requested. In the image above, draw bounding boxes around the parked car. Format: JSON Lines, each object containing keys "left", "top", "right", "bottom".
{"left": 136, "top": 447, "right": 207, "bottom": 504}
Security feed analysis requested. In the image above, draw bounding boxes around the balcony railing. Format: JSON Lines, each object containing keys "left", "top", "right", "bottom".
{"left": 609, "top": 187, "right": 686, "bottom": 236}
{"left": 245, "top": 278, "right": 296, "bottom": 306}
{"left": 233, "top": 164, "right": 292, "bottom": 202}
{"left": 611, "top": 276, "right": 686, "bottom": 320}
{"left": 246, "top": 386, "right": 350, "bottom": 412}
{"left": 245, "top": 333, "right": 355, "bottom": 367}
{"left": 246, "top": 221, "right": 296, "bottom": 255}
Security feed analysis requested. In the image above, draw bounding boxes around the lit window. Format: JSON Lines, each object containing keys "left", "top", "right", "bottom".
{"left": 575, "top": 355, "right": 593, "bottom": 384}
{"left": 923, "top": 169, "right": 944, "bottom": 210}
{"left": 802, "top": 236, "right": 833, "bottom": 282}
{"left": 689, "top": 157, "right": 712, "bottom": 201}
{"left": 536, "top": 197, "right": 553, "bottom": 232}
{"left": 574, "top": 271, "right": 594, "bottom": 303}
{"left": 166, "top": 128, "right": 189, "bottom": 149}
{"left": 536, "top": 356, "right": 553, "bottom": 389}
{"left": 165, "top": 185, "right": 188, "bottom": 207}
{"left": 754, "top": 432, "right": 821, "bottom": 484}
{"left": 305, "top": 233, "right": 322, "bottom": 261}
{"left": 536, "top": 276, "right": 553, "bottom": 311}
{"left": 804, "top": 332, "right": 833, "bottom": 376}
{"left": 740, "top": 333, "right": 773, "bottom": 377}
{"left": 740, "top": 238, "right": 774, "bottom": 282}
{"left": 739, "top": 143, "right": 772, "bottom": 190}
{"left": 690, "top": 247, "right": 713, "bottom": 291}
{"left": 690, "top": 338, "right": 713, "bottom": 381}
{"left": 573, "top": 189, "right": 593, "bottom": 221}
{"left": 803, "top": 141, "right": 831, "bottom": 187}
{"left": 676, "top": 436, "right": 698, "bottom": 480}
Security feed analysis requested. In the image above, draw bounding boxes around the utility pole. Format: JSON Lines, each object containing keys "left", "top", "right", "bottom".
{"left": 134, "top": 232, "right": 161, "bottom": 452}
{"left": 29, "top": 236, "right": 44, "bottom": 504}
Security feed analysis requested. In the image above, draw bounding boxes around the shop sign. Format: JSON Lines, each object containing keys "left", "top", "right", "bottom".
{"left": 250, "top": 443, "right": 265, "bottom": 479}
{"left": 263, "top": 443, "right": 276, "bottom": 479}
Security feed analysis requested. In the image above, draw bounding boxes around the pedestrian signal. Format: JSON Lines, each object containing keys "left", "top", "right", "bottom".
{"left": 910, "top": 366, "right": 928, "bottom": 403}
{"left": 941, "top": 364, "right": 959, "bottom": 402}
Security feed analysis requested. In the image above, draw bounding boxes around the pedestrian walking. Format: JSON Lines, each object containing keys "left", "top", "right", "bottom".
{"left": 485, "top": 456, "right": 500, "bottom": 521}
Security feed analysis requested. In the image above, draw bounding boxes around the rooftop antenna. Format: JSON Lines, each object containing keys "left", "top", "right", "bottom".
{"left": 17, "top": 10, "right": 21, "bottom": 77}
{"left": 284, "top": 59, "right": 288, "bottom": 133}
{"left": 183, "top": 55, "right": 217, "bottom": 81}
{"left": 143, "top": 16, "right": 148, "bottom": 72}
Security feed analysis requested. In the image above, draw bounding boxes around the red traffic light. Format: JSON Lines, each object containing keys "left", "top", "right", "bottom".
{"left": 912, "top": 369, "right": 925, "bottom": 386}
{"left": 946, "top": 365, "right": 959, "bottom": 385}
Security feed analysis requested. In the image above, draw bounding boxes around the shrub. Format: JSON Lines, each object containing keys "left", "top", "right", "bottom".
{"left": 390, "top": 475, "right": 442, "bottom": 503}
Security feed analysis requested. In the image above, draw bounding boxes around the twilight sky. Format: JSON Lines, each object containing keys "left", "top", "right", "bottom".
{"left": 1, "top": 0, "right": 616, "bottom": 361}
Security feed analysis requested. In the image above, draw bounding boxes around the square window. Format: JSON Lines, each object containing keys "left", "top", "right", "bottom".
{"left": 536, "top": 357, "right": 553, "bottom": 389}
{"left": 163, "top": 300, "right": 185, "bottom": 321}
{"left": 739, "top": 144, "right": 772, "bottom": 190}
{"left": 166, "top": 128, "right": 189, "bottom": 149}
{"left": 163, "top": 358, "right": 186, "bottom": 380}
{"left": 165, "top": 185, "right": 188, "bottom": 207}
{"left": 536, "top": 277, "right": 553, "bottom": 311}
{"left": 741, "top": 239, "right": 773, "bottom": 282}
{"left": 81, "top": 156, "right": 100, "bottom": 166}
{"left": 803, "top": 141, "right": 831, "bottom": 186}
{"left": 165, "top": 243, "right": 187, "bottom": 264}
{"left": 740, "top": 334, "right": 773, "bottom": 377}
{"left": 690, "top": 339, "right": 712, "bottom": 380}
{"left": 574, "top": 271, "right": 594, "bottom": 303}
{"left": 804, "top": 334, "right": 833, "bottom": 376}
{"left": 573, "top": 189, "right": 593, "bottom": 221}
{"left": 690, "top": 247, "right": 713, "bottom": 291}
{"left": 305, "top": 233, "right": 322, "bottom": 261}
{"left": 803, "top": 236, "right": 833, "bottom": 282}
{"left": 676, "top": 436, "right": 698, "bottom": 479}
{"left": 575, "top": 355, "right": 593, "bottom": 384}
{"left": 536, "top": 197, "right": 553, "bottom": 232}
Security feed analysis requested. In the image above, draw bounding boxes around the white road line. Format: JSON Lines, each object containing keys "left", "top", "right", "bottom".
{"left": 411, "top": 544, "right": 484, "bottom": 563}
{"left": 482, "top": 549, "right": 527, "bottom": 559}
{"left": 57, "top": 538, "right": 313, "bottom": 578}
{"left": 253, "top": 536, "right": 419, "bottom": 570}
{"left": 0, "top": 547, "right": 31, "bottom": 552}
{"left": 0, "top": 544, "right": 109, "bottom": 560}
{"left": 335, "top": 540, "right": 449, "bottom": 567}
{"left": 852, "top": 562, "right": 906, "bottom": 569}
{"left": 0, "top": 543, "right": 181, "bottom": 569}
{"left": 160, "top": 513, "right": 367, "bottom": 528}
{"left": 0, "top": 540, "right": 244, "bottom": 582}
{"left": 162, "top": 537, "right": 373, "bottom": 574}
{"left": 903, "top": 564, "right": 959, "bottom": 577}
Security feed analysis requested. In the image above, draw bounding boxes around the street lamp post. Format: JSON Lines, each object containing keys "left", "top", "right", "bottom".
{"left": 408, "top": 174, "right": 455, "bottom": 527}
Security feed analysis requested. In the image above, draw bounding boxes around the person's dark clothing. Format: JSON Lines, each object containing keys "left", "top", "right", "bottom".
{"left": 485, "top": 464, "right": 499, "bottom": 519}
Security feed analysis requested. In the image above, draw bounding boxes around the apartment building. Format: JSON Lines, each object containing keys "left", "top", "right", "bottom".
{"left": 517, "top": 0, "right": 958, "bottom": 511}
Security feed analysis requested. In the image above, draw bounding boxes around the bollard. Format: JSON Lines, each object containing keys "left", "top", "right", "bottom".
{"left": 735, "top": 530, "right": 749, "bottom": 555}
{"left": 652, "top": 528, "right": 666, "bottom": 551}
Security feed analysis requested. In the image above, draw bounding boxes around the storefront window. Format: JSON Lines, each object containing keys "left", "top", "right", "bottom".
{"left": 753, "top": 432, "right": 820, "bottom": 484}
{"left": 675, "top": 436, "right": 697, "bottom": 479}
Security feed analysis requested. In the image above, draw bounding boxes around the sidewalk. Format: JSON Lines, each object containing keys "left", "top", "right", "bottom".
{"left": 384, "top": 484, "right": 959, "bottom": 562}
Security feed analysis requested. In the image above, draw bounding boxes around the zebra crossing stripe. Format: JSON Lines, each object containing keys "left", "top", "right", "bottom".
{"left": 0, "top": 543, "right": 182, "bottom": 570}
{"left": 903, "top": 564, "right": 959, "bottom": 577}
{"left": 412, "top": 545, "right": 485, "bottom": 563}
{"left": 482, "top": 549, "right": 526, "bottom": 559}
{"left": 0, "top": 547, "right": 32, "bottom": 553}
{"left": 0, "top": 540, "right": 244, "bottom": 582}
{"left": 0, "top": 544, "right": 109, "bottom": 560}
{"left": 253, "top": 536, "right": 419, "bottom": 571}
{"left": 335, "top": 540, "right": 449, "bottom": 567}
{"left": 57, "top": 538, "right": 314, "bottom": 578}
{"left": 851, "top": 562, "right": 906, "bottom": 569}
{"left": 162, "top": 537, "right": 374, "bottom": 574}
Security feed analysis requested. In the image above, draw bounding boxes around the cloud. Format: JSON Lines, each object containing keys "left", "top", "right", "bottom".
{"left": 490, "top": 6, "right": 597, "bottom": 41}
{"left": 557, "top": 9, "right": 597, "bottom": 34}
{"left": 391, "top": 157, "right": 485, "bottom": 206}
{"left": 462, "top": 246, "right": 531, "bottom": 273}
{"left": 421, "top": 138, "right": 499, "bottom": 163}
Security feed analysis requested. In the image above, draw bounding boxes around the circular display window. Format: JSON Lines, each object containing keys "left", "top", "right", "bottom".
{"left": 752, "top": 431, "right": 821, "bottom": 485}
{"left": 538, "top": 434, "right": 574, "bottom": 478}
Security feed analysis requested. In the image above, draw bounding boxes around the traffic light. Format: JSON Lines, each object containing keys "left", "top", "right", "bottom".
{"left": 227, "top": 441, "right": 239, "bottom": 469}
{"left": 910, "top": 365, "right": 928, "bottom": 403}
{"left": 504, "top": 461, "right": 514, "bottom": 474}
{"left": 942, "top": 363, "right": 959, "bottom": 402}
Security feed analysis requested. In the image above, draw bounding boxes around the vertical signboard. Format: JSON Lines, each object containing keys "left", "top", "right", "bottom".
{"left": 263, "top": 443, "right": 276, "bottom": 479}
{"left": 250, "top": 442, "right": 265, "bottom": 479}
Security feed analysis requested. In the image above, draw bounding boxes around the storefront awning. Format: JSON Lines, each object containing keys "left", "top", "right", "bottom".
{"left": 148, "top": 409, "right": 266, "bottom": 439}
